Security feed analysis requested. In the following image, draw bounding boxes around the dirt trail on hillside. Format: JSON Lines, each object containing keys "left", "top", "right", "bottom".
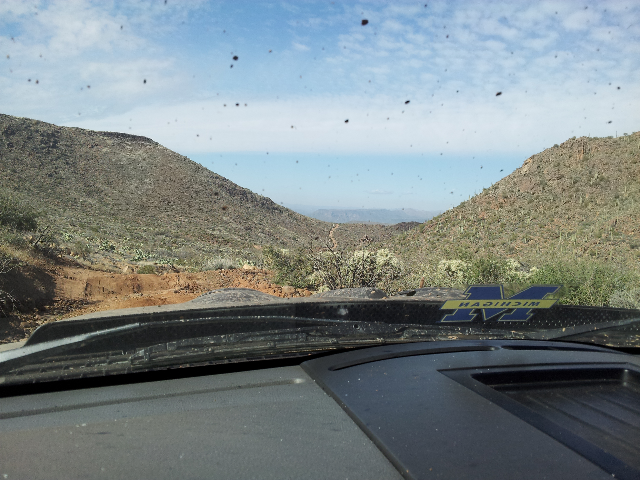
{"left": 329, "top": 224, "right": 339, "bottom": 248}
{"left": 1, "top": 264, "right": 313, "bottom": 344}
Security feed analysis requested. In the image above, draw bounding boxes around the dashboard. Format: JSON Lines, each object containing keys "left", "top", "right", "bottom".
{"left": 1, "top": 339, "right": 639, "bottom": 479}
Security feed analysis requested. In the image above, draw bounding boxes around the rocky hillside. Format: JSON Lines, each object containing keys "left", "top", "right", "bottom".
{"left": 0, "top": 114, "right": 393, "bottom": 265}
{"left": 395, "top": 132, "right": 640, "bottom": 267}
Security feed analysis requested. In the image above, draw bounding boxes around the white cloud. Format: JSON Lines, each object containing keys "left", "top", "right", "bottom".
{"left": 0, "top": 0, "right": 205, "bottom": 121}
{"left": 63, "top": 71, "right": 640, "bottom": 158}
{"left": 81, "top": 58, "right": 178, "bottom": 97}
{"left": 2, "top": 1, "right": 144, "bottom": 60}
{"left": 292, "top": 42, "right": 310, "bottom": 51}
{"left": 383, "top": 4, "right": 423, "bottom": 19}
{"left": 522, "top": 32, "right": 559, "bottom": 51}
{"left": 279, "top": 2, "right": 300, "bottom": 14}
{"left": 1, "top": 0, "right": 639, "bottom": 162}
{"left": 381, "top": 19, "right": 406, "bottom": 33}
{"left": 562, "top": 8, "right": 602, "bottom": 31}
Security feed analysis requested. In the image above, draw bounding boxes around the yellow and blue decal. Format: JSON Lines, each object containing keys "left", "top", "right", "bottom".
{"left": 440, "top": 285, "right": 561, "bottom": 322}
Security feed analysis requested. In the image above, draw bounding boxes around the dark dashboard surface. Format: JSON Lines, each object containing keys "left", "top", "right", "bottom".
{"left": 302, "top": 340, "right": 640, "bottom": 480}
{"left": 1, "top": 340, "right": 639, "bottom": 479}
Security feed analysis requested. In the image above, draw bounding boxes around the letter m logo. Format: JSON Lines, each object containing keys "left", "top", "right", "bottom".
{"left": 440, "top": 285, "right": 560, "bottom": 322}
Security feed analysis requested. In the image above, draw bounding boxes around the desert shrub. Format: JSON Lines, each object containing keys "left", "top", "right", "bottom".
{"left": 98, "top": 240, "right": 116, "bottom": 252}
{"left": 72, "top": 241, "right": 91, "bottom": 257}
{"left": 416, "top": 257, "right": 639, "bottom": 307}
{"left": 137, "top": 265, "right": 156, "bottom": 274}
{"left": 529, "top": 260, "right": 639, "bottom": 306}
{"left": 433, "top": 259, "right": 470, "bottom": 286}
{"left": 153, "top": 248, "right": 179, "bottom": 265}
{"left": 156, "top": 257, "right": 178, "bottom": 266}
{"left": 310, "top": 248, "right": 402, "bottom": 292}
{"left": 0, "top": 194, "right": 38, "bottom": 232}
{"left": 262, "top": 246, "right": 314, "bottom": 288}
{"left": 6, "top": 232, "right": 29, "bottom": 249}
{"left": 132, "top": 249, "right": 150, "bottom": 261}
{"left": 263, "top": 245, "right": 402, "bottom": 291}
{"left": 0, "top": 253, "right": 18, "bottom": 316}
{"left": 468, "top": 258, "right": 534, "bottom": 284}
{"left": 203, "top": 256, "right": 235, "bottom": 270}
{"left": 427, "top": 258, "right": 536, "bottom": 288}
{"left": 609, "top": 288, "right": 640, "bottom": 309}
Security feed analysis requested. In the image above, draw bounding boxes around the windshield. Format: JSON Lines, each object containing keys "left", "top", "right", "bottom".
{"left": 1, "top": 1, "right": 639, "bottom": 362}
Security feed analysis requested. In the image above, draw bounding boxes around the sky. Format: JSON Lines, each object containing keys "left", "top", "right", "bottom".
{"left": 1, "top": 0, "right": 639, "bottom": 211}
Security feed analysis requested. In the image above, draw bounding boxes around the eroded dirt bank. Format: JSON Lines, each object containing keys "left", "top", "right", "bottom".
{"left": 0, "top": 263, "right": 312, "bottom": 344}
{"left": 57, "top": 266, "right": 311, "bottom": 311}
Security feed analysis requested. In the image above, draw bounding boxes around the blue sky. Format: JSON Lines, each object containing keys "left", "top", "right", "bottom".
{"left": 1, "top": 0, "right": 639, "bottom": 211}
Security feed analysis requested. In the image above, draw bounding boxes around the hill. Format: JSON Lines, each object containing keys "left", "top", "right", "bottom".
{"left": 0, "top": 114, "right": 394, "bottom": 268}
{"left": 394, "top": 132, "right": 640, "bottom": 271}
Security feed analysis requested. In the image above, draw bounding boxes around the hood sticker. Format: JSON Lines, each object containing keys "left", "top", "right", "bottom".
{"left": 440, "top": 285, "right": 561, "bottom": 322}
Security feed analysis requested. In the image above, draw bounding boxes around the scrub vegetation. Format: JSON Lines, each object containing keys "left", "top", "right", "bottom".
{"left": 402, "top": 256, "right": 638, "bottom": 307}
{"left": 264, "top": 244, "right": 640, "bottom": 307}
{"left": 0, "top": 193, "right": 42, "bottom": 317}
{"left": 0, "top": 252, "right": 17, "bottom": 316}
{"left": 0, "top": 192, "right": 38, "bottom": 232}
{"left": 263, "top": 244, "right": 401, "bottom": 292}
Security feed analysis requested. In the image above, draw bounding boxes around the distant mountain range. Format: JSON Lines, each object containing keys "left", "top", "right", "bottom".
{"left": 286, "top": 206, "right": 441, "bottom": 225}
{"left": 310, "top": 208, "right": 441, "bottom": 225}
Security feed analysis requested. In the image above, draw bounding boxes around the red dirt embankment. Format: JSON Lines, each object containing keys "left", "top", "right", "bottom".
{"left": 57, "top": 266, "right": 311, "bottom": 313}
{"left": 0, "top": 264, "right": 312, "bottom": 344}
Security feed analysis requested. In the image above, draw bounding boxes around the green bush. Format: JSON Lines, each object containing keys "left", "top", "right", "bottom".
{"left": 263, "top": 245, "right": 403, "bottom": 292}
{"left": 98, "top": 240, "right": 116, "bottom": 252}
{"left": 468, "top": 257, "right": 532, "bottom": 284}
{"left": 133, "top": 249, "right": 150, "bottom": 261}
{"left": 0, "top": 253, "right": 17, "bottom": 316}
{"left": 137, "top": 265, "right": 156, "bottom": 274}
{"left": 0, "top": 194, "right": 38, "bottom": 232}
{"left": 263, "top": 246, "right": 314, "bottom": 288}
{"left": 420, "top": 256, "right": 639, "bottom": 307}
{"left": 6, "top": 232, "right": 29, "bottom": 249}
{"left": 203, "top": 256, "right": 235, "bottom": 270}
{"left": 428, "top": 258, "right": 535, "bottom": 288}
{"left": 609, "top": 288, "right": 640, "bottom": 309}
{"left": 311, "top": 248, "right": 402, "bottom": 291}
{"left": 72, "top": 241, "right": 91, "bottom": 257}
{"left": 528, "top": 260, "right": 639, "bottom": 306}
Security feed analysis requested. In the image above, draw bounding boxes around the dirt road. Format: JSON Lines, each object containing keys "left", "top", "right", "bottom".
{"left": 1, "top": 263, "right": 313, "bottom": 344}
{"left": 56, "top": 266, "right": 312, "bottom": 313}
